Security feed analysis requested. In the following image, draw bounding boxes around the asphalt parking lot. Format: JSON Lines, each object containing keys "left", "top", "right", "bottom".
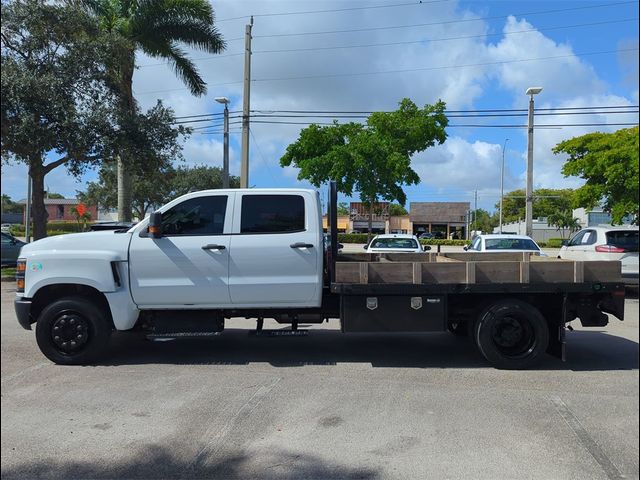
{"left": 1, "top": 281, "right": 638, "bottom": 480}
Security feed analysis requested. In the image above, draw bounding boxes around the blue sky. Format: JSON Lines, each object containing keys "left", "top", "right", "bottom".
{"left": 2, "top": 0, "right": 638, "bottom": 212}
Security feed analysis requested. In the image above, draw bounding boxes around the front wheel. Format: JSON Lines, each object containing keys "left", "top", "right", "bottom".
{"left": 35, "top": 297, "right": 112, "bottom": 365}
{"left": 474, "top": 299, "right": 549, "bottom": 369}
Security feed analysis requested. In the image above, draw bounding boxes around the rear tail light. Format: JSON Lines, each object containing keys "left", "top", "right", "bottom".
{"left": 595, "top": 245, "right": 626, "bottom": 253}
{"left": 16, "top": 259, "right": 26, "bottom": 293}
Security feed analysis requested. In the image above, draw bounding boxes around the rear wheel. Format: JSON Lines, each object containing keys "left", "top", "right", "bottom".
{"left": 474, "top": 299, "right": 549, "bottom": 369}
{"left": 35, "top": 297, "right": 112, "bottom": 365}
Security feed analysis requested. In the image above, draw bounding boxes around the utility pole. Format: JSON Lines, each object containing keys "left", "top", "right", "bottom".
{"left": 240, "top": 16, "right": 253, "bottom": 189}
{"left": 525, "top": 87, "right": 542, "bottom": 236}
{"left": 215, "top": 97, "right": 230, "bottom": 188}
{"left": 474, "top": 189, "right": 478, "bottom": 232}
{"left": 499, "top": 138, "right": 509, "bottom": 233}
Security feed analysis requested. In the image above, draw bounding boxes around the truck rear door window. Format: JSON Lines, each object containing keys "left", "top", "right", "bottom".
{"left": 241, "top": 195, "right": 305, "bottom": 233}
{"left": 162, "top": 196, "right": 227, "bottom": 235}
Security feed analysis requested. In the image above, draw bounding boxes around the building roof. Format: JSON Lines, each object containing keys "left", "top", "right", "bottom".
{"left": 410, "top": 202, "right": 470, "bottom": 224}
{"left": 17, "top": 198, "right": 82, "bottom": 205}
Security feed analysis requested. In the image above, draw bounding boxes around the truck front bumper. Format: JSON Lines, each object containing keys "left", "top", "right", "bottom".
{"left": 14, "top": 298, "right": 33, "bottom": 330}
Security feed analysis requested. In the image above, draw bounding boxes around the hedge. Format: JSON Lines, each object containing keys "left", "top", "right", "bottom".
{"left": 10, "top": 221, "right": 86, "bottom": 236}
{"left": 336, "top": 233, "right": 470, "bottom": 246}
{"left": 545, "top": 238, "right": 565, "bottom": 248}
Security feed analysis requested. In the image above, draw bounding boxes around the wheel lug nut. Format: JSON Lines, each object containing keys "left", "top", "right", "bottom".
{"left": 77, "top": 325, "right": 82, "bottom": 330}
{"left": 70, "top": 319, "right": 76, "bottom": 325}
{"left": 77, "top": 334, "right": 83, "bottom": 339}
{"left": 62, "top": 342, "right": 68, "bottom": 347}
{"left": 54, "top": 336, "right": 60, "bottom": 340}
{"left": 59, "top": 320, "right": 66, "bottom": 326}
{"left": 53, "top": 326, "right": 59, "bottom": 331}
{"left": 70, "top": 341, "right": 76, "bottom": 346}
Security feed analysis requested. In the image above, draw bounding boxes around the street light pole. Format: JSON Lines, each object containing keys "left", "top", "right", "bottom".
{"left": 215, "top": 97, "right": 230, "bottom": 189}
{"left": 499, "top": 138, "right": 509, "bottom": 233}
{"left": 525, "top": 86, "right": 542, "bottom": 237}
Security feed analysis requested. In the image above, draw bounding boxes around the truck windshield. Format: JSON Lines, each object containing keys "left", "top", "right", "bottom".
{"left": 370, "top": 238, "right": 418, "bottom": 249}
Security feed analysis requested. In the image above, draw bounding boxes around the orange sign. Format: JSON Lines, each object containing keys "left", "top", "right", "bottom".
{"left": 76, "top": 202, "right": 86, "bottom": 216}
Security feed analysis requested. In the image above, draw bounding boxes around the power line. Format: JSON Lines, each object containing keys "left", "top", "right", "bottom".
{"left": 252, "top": 48, "right": 639, "bottom": 84}
{"left": 252, "top": 1, "right": 636, "bottom": 38}
{"left": 250, "top": 120, "right": 638, "bottom": 128}
{"left": 254, "top": 18, "right": 637, "bottom": 55}
{"left": 216, "top": 0, "right": 451, "bottom": 23}
{"left": 136, "top": 48, "right": 638, "bottom": 96}
{"left": 249, "top": 128, "right": 278, "bottom": 184}
{"left": 248, "top": 110, "right": 638, "bottom": 119}
{"left": 140, "top": 17, "right": 637, "bottom": 66}
{"left": 251, "top": 105, "right": 638, "bottom": 115}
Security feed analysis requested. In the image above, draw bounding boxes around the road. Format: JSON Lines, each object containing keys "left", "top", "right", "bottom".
{"left": 1, "top": 281, "right": 638, "bottom": 480}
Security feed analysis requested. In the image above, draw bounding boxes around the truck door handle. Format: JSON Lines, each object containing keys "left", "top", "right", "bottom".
{"left": 201, "top": 244, "right": 226, "bottom": 250}
{"left": 290, "top": 242, "right": 314, "bottom": 249}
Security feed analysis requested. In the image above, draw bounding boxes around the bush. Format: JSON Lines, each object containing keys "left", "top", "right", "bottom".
{"left": 337, "top": 233, "right": 370, "bottom": 243}
{"left": 420, "top": 239, "right": 469, "bottom": 246}
{"left": 10, "top": 221, "right": 85, "bottom": 236}
{"left": 546, "top": 238, "right": 565, "bottom": 248}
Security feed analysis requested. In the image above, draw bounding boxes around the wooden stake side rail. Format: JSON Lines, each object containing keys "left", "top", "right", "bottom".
{"left": 334, "top": 252, "right": 621, "bottom": 285}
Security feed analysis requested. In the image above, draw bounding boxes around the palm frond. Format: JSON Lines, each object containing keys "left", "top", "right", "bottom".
{"left": 140, "top": 18, "right": 225, "bottom": 53}
{"left": 140, "top": 41, "right": 206, "bottom": 96}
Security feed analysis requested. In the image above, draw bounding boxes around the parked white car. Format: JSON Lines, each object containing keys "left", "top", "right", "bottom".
{"left": 364, "top": 234, "right": 428, "bottom": 253}
{"left": 559, "top": 226, "right": 638, "bottom": 284}
{"left": 465, "top": 234, "right": 546, "bottom": 256}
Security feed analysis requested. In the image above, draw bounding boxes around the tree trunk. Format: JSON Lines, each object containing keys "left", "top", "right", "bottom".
{"left": 367, "top": 202, "right": 373, "bottom": 244}
{"left": 29, "top": 164, "right": 47, "bottom": 241}
{"left": 116, "top": 51, "right": 136, "bottom": 222}
{"left": 117, "top": 154, "right": 132, "bottom": 222}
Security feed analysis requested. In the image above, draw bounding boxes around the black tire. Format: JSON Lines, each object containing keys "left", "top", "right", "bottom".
{"left": 35, "top": 296, "right": 112, "bottom": 365}
{"left": 473, "top": 299, "right": 549, "bottom": 370}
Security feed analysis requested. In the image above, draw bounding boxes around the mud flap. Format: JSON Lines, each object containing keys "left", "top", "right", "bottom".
{"left": 547, "top": 294, "right": 567, "bottom": 361}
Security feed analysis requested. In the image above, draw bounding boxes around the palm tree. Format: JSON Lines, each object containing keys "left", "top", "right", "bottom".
{"left": 81, "top": 0, "right": 226, "bottom": 221}
{"left": 548, "top": 210, "right": 581, "bottom": 239}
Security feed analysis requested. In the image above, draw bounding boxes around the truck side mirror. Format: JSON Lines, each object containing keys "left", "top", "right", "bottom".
{"left": 149, "top": 212, "right": 163, "bottom": 238}
{"left": 463, "top": 245, "right": 469, "bottom": 251}
{"left": 423, "top": 245, "right": 431, "bottom": 251}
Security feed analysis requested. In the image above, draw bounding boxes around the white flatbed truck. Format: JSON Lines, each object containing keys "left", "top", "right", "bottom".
{"left": 14, "top": 183, "right": 625, "bottom": 369}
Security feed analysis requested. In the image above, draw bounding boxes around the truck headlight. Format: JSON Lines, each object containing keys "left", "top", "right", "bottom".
{"left": 16, "top": 259, "right": 26, "bottom": 293}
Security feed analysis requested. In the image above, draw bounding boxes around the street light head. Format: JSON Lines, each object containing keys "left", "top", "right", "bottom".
{"left": 214, "top": 97, "right": 229, "bottom": 104}
{"left": 525, "top": 87, "right": 543, "bottom": 96}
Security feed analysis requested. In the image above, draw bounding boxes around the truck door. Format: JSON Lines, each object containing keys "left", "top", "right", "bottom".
{"left": 129, "top": 193, "right": 233, "bottom": 307}
{"left": 228, "top": 192, "right": 322, "bottom": 307}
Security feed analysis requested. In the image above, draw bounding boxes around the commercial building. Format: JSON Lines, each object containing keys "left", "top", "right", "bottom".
{"left": 322, "top": 201, "right": 471, "bottom": 238}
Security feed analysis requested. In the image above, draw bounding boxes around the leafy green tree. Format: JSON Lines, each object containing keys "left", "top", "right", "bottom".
{"left": 337, "top": 202, "right": 350, "bottom": 215}
{"left": 553, "top": 126, "right": 639, "bottom": 224}
{"left": 389, "top": 203, "right": 408, "bottom": 216}
{"left": 471, "top": 208, "right": 497, "bottom": 234}
{"left": 80, "top": 164, "right": 238, "bottom": 220}
{"left": 81, "top": 0, "right": 226, "bottom": 222}
{"left": 498, "top": 188, "right": 575, "bottom": 224}
{"left": 547, "top": 210, "right": 581, "bottom": 239}
{"left": 1, "top": 194, "right": 22, "bottom": 214}
{"left": 1, "top": 0, "right": 114, "bottom": 239}
{"left": 281, "top": 98, "right": 448, "bottom": 239}
{"left": 45, "top": 193, "right": 65, "bottom": 199}
{"left": 171, "top": 165, "right": 240, "bottom": 198}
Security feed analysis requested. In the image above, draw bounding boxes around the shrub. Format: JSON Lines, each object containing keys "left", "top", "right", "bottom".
{"left": 337, "top": 233, "right": 370, "bottom": 243}
{"left": 546, "top": 238, "right": 565, "bottom": 248}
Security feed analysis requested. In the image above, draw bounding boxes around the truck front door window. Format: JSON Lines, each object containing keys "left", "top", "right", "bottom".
{"left": 162, "top": 196, "right": 227, "bottom": 235}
